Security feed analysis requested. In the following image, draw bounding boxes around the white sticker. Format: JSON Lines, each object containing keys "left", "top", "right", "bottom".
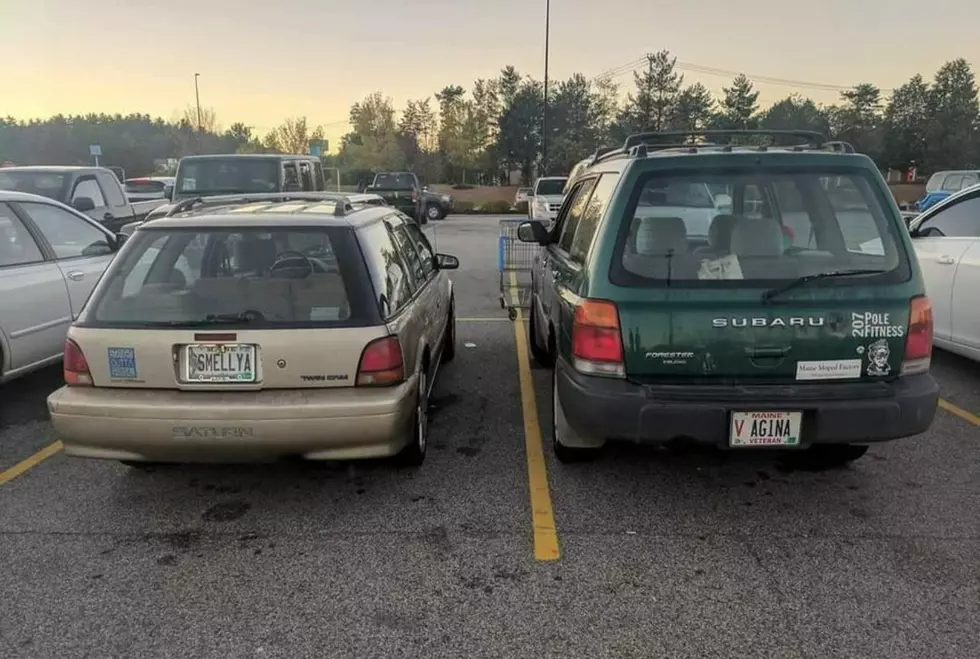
{"left": 796, "top": 359, "right": 862, "bottom": 380}
{"left": 866, "top": 339, "right": 891, "bottom": 376}
{"left": 698, "top": 254, "right": 744, "bottom": 280}
{"left": 851, "top": 311, "right": 904, "bottom": 338}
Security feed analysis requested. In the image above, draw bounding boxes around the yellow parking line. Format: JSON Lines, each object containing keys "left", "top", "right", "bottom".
{"left": 509, "top": 272, "right": 560, "bottom": 561}
{"left": 939, "top": 398, "right": 980, "bottom": 427}
{"left": 0, "top": 441, "right": 63, "bottom": 487}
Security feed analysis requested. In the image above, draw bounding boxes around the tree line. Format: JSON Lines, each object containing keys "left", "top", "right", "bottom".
{"left": 2, "top": 51, "right": 978, "bottom": 185}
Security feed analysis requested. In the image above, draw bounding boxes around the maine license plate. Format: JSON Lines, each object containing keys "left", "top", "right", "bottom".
{"left": 730, "top": 411, "right": 802, "bottom": 447}
{"left": 184, "top": 344, "right": 256, "bottom": 383}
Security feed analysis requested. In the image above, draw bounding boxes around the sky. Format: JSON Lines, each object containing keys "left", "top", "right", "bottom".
{"left": 2, "top": 0, "right": 978, "bottom": 151}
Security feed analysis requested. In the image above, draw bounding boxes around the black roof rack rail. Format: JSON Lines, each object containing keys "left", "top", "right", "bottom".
{"left": 622, "top": 129, "right": 828, "bottom": 151}
{"left": 821, "top": 140, "right": 855, "bottom": 153}
{"left": 164, "top": 192, "right": 353, "bottom": 217}
{"left": 588, "top": 145, "right": 621, "bottom": 166}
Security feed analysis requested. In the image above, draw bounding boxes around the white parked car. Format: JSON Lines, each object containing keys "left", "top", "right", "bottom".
{"left": 0, "top": 191, "right": 123, "bottom": 383}
{"left": 528, "top": 176, "right": 569, "bottom": 223}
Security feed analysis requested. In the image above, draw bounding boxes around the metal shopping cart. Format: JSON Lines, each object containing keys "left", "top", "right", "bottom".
{"left": 497, "top": 219, "right": 537, "bottom": 320}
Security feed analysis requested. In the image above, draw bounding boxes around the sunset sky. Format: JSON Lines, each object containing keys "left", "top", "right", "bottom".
{"left": 2, "top": 0, "right": 978, "bottom": 151}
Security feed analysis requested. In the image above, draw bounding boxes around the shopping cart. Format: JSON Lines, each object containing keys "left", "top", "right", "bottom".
{"left": 497, "top": 219, "right": 537, "bottom": 320}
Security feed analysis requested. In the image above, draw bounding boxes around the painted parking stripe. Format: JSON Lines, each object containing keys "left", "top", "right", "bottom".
{"left": 509, "top": 272, "right": 560, "bottom": 561}
{"left": 0, "top": 441, "right": 63, "bottom": 487}
{"left": 938, "top": 398, "right": 980, "bottom": 427}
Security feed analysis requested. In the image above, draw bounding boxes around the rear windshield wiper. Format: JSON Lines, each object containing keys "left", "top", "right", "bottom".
{"left": 762, "top": 269, "right": 888, "bottom": 304}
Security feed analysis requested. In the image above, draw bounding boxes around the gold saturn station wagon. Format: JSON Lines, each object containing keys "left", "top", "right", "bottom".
{"left": 47, "top": 193, "right": 459, "bottom": 467}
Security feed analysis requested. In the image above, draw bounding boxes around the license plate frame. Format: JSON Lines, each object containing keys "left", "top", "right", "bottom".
{"left": 183, "top": 343, "right": 257, "bottom": 383}
{"left": 729, "top": 411, "right": 802, "bottom": 448}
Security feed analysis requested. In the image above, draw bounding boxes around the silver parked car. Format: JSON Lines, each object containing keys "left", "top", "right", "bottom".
{"left": 0, "top": 190, "right": 124, "bottom": 383}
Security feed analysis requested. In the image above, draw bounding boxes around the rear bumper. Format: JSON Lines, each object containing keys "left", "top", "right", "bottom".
{"left": 555, "top": 359, "right": 939, "bottom": 448}
{"left": 47, "top": 378, "right": 417, "bottom": 462}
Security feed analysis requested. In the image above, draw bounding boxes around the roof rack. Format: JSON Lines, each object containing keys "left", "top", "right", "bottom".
{"left": 588, "top": 145, "right": 621, "bottom": 166}
{"left": 623, "top": 129, "right": 828, "bottom": 151}
{"left": 164, "top": 192, "right": 354, "bottom": 218}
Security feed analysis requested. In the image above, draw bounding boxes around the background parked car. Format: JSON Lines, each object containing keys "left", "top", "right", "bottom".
{"left": 123, "top": 176, "right": 175, "bottom": 201}
{"left": 528, "top": 176, "right": 568, "bottom": 224}
{"left": 916, "top": 170, "right": 980, "bottom": 211}
{"left": 0, "top": 190, "right": 124, "bottom": 383}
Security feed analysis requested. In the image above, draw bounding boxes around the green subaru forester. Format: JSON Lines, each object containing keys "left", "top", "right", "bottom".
{"left": 518, "top": 130, "right": 939, "bottom": 466}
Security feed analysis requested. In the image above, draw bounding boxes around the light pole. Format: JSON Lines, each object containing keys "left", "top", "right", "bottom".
{"left": 542, "top": 0, "right": 550, "bottom": 176}
{"left": 194, "top": 73, "right": 202, "bottom": 131}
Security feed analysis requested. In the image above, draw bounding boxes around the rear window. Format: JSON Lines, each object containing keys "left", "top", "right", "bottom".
{"left": 373, "top": 173, "right": 416, "bottom": 188}
{"left": 82, "top": 227, "right": 378, "bottom": 328}
{"left": 175, "top": 159, "right": 280, "bottom": 196}
{"left": 611, "top": 169, "right": 907, "bottom": 287}
{"left": 535, "top": 179, "right": 567, "bottom": 195}
{"left": 0, "top": 171, "right": 66, "bottom": 199}
{"left": 124, "top": 180, "right": 166, "bottom": 194}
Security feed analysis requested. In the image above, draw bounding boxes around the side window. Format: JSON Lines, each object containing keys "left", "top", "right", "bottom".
{"left": 918, "top": 196, "right": 980, "bottom": 237}
{"left": 18, "top": 202, "right": 112, "bottom": 259}
{"left": 941, "top": 174, "right": 964, "bottom": 192}
{"left": 96, "top": 171, "right": 125, "bottom": 206}
{"left": 313, "top": 161, "right": 326, "bottom": 191}
{"left": 0, "top": 202, "right": 44, "bottom": 266}
{"left": 568, "top": 175, "right": 617, "bottom": 262}
{"left": 773, "top": 180, "right": 815, "bottom": 249}
{"left": 389, "top": 221, "right": 425, "bottom": 286}
{"left": 556, "top": 179, "right": 598, "bottom": 253}
{"left": 298, "top": 161, "right": 314, "bottom": 191}
{"left": 961, "top": 173, "right": 979, "bottom": 190}
{"left": 359, "top": 221, "right": 412, "bottom": 316}
{"left": 71, "top": 178, "right": 106, "bottom": 208}
{"left": 283, "top": 163, "right": 299, "bottom": 191}
{"left": 405, "top": 222, "right": 436, "bottom": 277}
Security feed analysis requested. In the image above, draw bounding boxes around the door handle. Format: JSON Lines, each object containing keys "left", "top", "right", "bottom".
{"left": 66, "top": 270, "right": 84, "bottom": 281}
{"left": 937, "top": 255, "right": 956, "bottom": 265}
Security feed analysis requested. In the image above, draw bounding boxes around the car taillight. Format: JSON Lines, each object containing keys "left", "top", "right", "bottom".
{"left": 902, "top": 295, "right": 933, "bottom": 375}
{"left": 571, "top": 299, "right": 625, "bottom": 378}
{"left": 357, "top": 336, "right": 405, "bottom": 386}
{"left": 63, "top": 339, "right": 93, "bottom": 386}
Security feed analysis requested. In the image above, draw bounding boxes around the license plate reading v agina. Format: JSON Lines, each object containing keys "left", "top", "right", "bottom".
{"left": 185, "top": 344, "right": 256, "bottom": 383}
{"left": 730, "top": 411, "right": 802, "bottom": 447}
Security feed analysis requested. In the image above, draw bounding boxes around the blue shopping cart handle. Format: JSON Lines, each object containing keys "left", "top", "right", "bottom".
{"left": 498, "top": 235, "right": 506, "bottom": 271}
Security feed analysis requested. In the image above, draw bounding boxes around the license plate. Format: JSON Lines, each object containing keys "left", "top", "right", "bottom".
{"left": 184, "top": 344, "right": 256, "bottom": 383}
{"left": 730, "top": 411, "right": 802, "bottom": 447}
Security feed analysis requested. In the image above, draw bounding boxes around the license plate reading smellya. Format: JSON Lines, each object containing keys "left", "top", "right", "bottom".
{"left": 185, "top": 344, "right": 256, "bottom": 383}
{"left": 730, "top": 411, "right": 802, "bottom": 447}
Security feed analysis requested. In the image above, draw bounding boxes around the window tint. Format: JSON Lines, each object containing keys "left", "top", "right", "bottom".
{"left": 961, "top": 173, "right": 979, "bottom": 189}
{"left": 360, "top": 221, "right": 412, "bottom": 316}
{"left": 0, "top": 203, "right": 44, "bottom": 266}
{"left": 390, "top": 221, "right": 425, "bottom": 286}
{"left": 0, "top": 171, "right": 66, "bottom": 199}
{"left": 941, "top": 175, "right": 963, "bottom": 192}
{"left": 19, "top": 202, "right": 112, "bottom": 259}
{"left": 918, "top": 196, "right": 980, "bottom": 237}
{"left": 405, "top": 222, "right": 436, "bottom": 277}
{"left": 283, "top": 163, "right": 300, "bottom": 191}
{"left": 176, "top": 159, "right": 280, "bottom": 195}
{"left": 569, "top": 174, "right": 617, "bottom": 262}
{"left": 90, "top": 228, "right": 365, "bottom": 326}
{"left": 299, "top": 161, "right": 314, "bottom": 191}
{"left": 374, "top": 173, "right": 416, "bottom": 188}
{"left": 535, "top": 178, "right": 567, "bottom": 195}
{"left": 925, "top": 173, "right": 944, "bottom": 193}
{"left": 72, "top": 178, "right": 106, "bottom": 208}
{"left": 612, "top": 170, "right": 903, "bottom": 286}
{"left": 96, "top": 171, "right": 125, "bottom": 206}
{"left": 557, "top": 179, "right": 598, "bottom": 252}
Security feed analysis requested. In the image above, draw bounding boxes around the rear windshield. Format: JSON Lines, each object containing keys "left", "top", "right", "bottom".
{"left": 373, "top": 173, "right": 416, "bottom": 188}
{"left": 124, "top": 180, "right": 166, "bottom": 194}
{"left": 0, "top": 171, "right": 66, "bottom": 199}
{"left": 536, "top": 179, "right": 567, "bottom": 195}
{"left": 610, "top": 169, "right": 907, "bottom": 287}
{"left": 83, "top": 227, "right": 377, "bottom": 328}
{"left": 175, "top": 159, "right": 280, "bottom": 197}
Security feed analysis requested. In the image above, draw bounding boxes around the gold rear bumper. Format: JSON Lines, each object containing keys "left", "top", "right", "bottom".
{"left": 47, "top": 378, "right": 417, "bottom": 462}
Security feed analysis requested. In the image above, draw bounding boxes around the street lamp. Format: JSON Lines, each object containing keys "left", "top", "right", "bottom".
{"left": 194, "top": 73, "right": 202, "bottom": 131}
{"left": 542, "top": 0, "right": 551, "bottom": 176}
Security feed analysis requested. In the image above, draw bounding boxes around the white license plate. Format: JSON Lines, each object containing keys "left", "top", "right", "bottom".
{"left": 730, "top": 411, "right": 802, "bottom": 447}
{"left": 184, "top": 344, "right": 256, "bottom": 383}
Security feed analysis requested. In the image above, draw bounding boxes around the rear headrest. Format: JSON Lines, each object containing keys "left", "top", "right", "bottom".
{"left": 708, "top": 214, "right": 738, "bottom": 252}
{"left": 731, "top": 218, "right": 784, "bottom": 257}
{"left": 635, "top": 217, "right": 688, "bottom": 255}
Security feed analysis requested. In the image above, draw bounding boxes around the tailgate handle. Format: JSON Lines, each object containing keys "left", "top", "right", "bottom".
{"left": 747, "top": 346, "right": 790, "bottom": 358}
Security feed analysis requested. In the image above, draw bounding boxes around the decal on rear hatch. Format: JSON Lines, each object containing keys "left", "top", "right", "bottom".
{"left": 851, "top": 312, "right": 905, "bottom": 338}
{"left": 865, "top": 339, "right": 891, "bottom": 376}
{"left": 107, "top": 347, "right": 138, "bottom": 380}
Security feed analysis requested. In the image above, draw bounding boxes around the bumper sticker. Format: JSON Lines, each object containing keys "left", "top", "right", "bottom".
{"left": 796, "top": 359, "right": 862, "bottom": 380}
{"left": 107, "top": 347, "right": 138, "bottom": 379}
{"left": 866, "top": 339, "right": 891, "bottom": 376}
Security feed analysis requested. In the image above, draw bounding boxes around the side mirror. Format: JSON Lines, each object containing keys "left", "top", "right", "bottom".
{"left": 72, "top": 196, "right": 96, "bottom": 212}
{"left": 435, "top": 253, "right": 459, "bottom": 270}
{"left": 517, "top": 220, "right": 550, "bottom": 245}
{"left": 163, "top": 184, "right": 174, "bottom": 201}
{"left": 913, "top": 226, "right": 941, "bottom": 238}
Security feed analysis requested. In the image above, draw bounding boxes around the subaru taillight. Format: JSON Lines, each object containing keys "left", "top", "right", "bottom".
{"left": 571, "top": 299, "right": 625, "bottom": 378}
{"left": 902, "top": 296, "right": 933, "bottom": 375}
{"left": 63, "top": 339, "right": 93, "bottom": 386}
{"left": 356, "top": 336, "right": 405, "bottom": 386}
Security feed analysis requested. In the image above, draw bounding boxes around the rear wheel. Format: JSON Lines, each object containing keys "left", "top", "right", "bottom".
{"left": 441, "top": 299, "right": 456, "bottom": 364}
{"left": 528, "top": 301, "right": 554, "bottom": 366}
{"left": 397, "top": 368, "right": 428, "bottom": 466}
{"left": 426, "top": 204, "right": 442, "bottom": 221}
{"left": 552, "top": 373, "right": 600, "bottom": 463}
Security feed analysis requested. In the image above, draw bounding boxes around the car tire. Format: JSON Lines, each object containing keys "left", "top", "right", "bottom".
{"left": 802, "top": 444, "right": 870, "bottom": 468}
{"left": 552, "top": 372, "right": 600, "bottom": 463}
{"left": 441, "top": 298, "right": 456, "bottom": 364}
{"left": 397, "top": 368, "right": 428, "bottom": 467}
{"left": 528, "top": 300, "right": 554, "bottom": 366}
{"left": 426, "top": 204, "right": 442, "bottom": 221}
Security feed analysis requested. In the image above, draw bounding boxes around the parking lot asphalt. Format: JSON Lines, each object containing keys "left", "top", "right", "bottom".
{"left": 1, "top": 214, "right": 977, "bottom": 659}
